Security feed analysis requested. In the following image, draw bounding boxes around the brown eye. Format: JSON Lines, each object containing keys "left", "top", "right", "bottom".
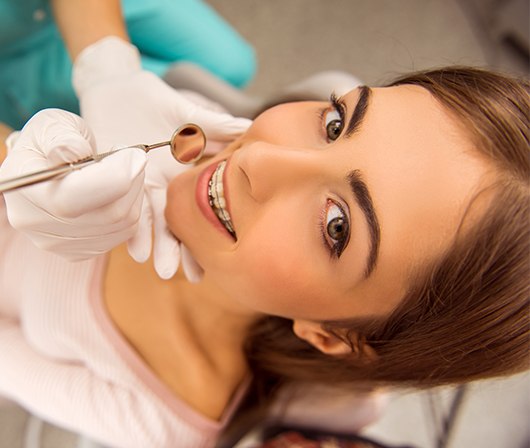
{"left": 326, "top": 120, "right": 343, "bottom": 141}
{"left": 327, "top": 216, "right": 348, "bottom": 241}
{"left": 324, "top": 109, "right": 344, "bottom": 141}
{"left": 323, "top": 199, "right": 350, "bottom": 258}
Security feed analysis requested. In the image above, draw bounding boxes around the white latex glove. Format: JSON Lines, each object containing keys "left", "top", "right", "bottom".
{"left": 0, "top": 109, "right": 147, "bottom": 259}
{"left": 73, "top": 37, "right": 251, "bottom": 280}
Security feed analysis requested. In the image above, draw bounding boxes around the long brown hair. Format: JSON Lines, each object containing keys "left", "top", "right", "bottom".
{"left": 224, "top": 67, "right": 529, "bottom": 441}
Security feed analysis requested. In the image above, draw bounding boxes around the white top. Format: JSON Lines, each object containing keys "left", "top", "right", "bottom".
{"left": 0, "top": 197, "right": 249, "bottom": 448}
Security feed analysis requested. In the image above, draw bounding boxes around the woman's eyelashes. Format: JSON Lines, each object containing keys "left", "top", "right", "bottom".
{"left": 320, "top": 198, "right": 350, "bottom": 259}
{"left": 321, "top": 93, "right": 346, "bottom": 142}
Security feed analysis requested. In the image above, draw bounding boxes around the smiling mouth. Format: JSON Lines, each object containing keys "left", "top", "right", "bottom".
{"left": 208, "top": 160, "right": 237, "bottom": 239}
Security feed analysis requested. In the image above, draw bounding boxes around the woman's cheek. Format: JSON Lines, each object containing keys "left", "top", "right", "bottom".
{"left": 165, "top": 169, "right": 195, "bottom": 236}
{"left": 220, "top": 224, "right": 318, "bottom": 315}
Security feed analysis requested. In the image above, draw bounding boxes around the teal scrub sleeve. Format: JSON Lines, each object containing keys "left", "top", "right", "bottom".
{"left": 122, "top": 0, "right": 257, "bottom": 88}
{"left": 0, "top": 0, "right": 52, "bottom": 51}
{"left": 0, "top": 0, "right": 77, "bottom": 129}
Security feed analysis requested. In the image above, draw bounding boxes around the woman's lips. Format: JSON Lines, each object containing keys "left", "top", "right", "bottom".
{"left": 195, "top": 158, "right": 235, "bottom": 239}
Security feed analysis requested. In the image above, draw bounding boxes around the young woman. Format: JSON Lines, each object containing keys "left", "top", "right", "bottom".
{"left": 0, "top": 66, "right": 528, "bottom": 447}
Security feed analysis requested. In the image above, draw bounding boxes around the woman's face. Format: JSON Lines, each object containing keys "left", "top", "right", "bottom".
{"left": 166, "top": 85, "right": 489, "bottom": 321}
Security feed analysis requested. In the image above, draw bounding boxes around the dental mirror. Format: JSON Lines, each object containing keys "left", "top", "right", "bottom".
{"left": 142, "top": 123, "right": 206, "bottom": 164}
{"left": 0, "top": 123, "right": 207, "bottom": 194}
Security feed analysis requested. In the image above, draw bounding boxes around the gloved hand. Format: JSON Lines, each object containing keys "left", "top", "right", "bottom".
{"left": 0, "top": 109, "right": 147, "bottom": 259}
{"left": 73, "top": 37, "right": 251, "bottom": 279}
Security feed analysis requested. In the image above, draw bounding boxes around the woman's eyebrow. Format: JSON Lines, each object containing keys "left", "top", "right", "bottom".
{"left": 344, "top": 86, "right": 371, "bottom": 138}
{"left": 347, "top": 170, "right": 380, "bottom": 278}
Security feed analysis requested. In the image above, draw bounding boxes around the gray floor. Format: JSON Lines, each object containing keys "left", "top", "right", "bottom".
{"left": 1, "top": 0, "right": 529, "bottom": 447}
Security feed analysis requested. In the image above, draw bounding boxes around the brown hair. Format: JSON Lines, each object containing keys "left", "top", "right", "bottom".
{"left": 223, "top": 67, "right": 529, "bottom": 441}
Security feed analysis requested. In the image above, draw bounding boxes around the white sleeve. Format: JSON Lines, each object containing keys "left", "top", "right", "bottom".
{"left": 0, "top": 322, "right": 174, "bottom": 448}
{"left": 0, "top": 197, "right": 216, "bottom": 448}
{"left": 0, "top": 195, "right": 23, "bottom": 319}
{"left": 0, "top": 195, "right": 12, "bottom": 251}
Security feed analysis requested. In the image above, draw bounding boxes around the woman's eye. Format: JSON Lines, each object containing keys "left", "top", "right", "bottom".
{"left": 323, "top": 199, "right": 350, "bottom": 258}
{"left": 322, "top": 94, "right": 346, "bottom": 142}
{"left": 324, "top": 108, "right": 344, "bottom": 142}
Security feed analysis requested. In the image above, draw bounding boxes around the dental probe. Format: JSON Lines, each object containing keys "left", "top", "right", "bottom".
{"left": 0, "top": 123, "right": 206, "bottom": 194}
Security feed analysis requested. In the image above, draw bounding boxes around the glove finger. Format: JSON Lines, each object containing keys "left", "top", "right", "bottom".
{"left": 188, "top": 109, "right": 251, "bottom": 141}
{"left": 0, "top": 145, "right": 46, "bottom": 180}
{"left": 150, "top": 188, "right": 180, "bottom": 279}
{"left": 42, "top": 229, "right": 135, "bottom": 260}
{"left": 27, "top": 109, "right": 97, "bottom": 164}
{"left": 127, "top": 197, "right": 153, "bottom": 263}
{"left": 31, "top": 148, "right": 147, "bottom": 218}
{"left": 154, "top": 227, "right": 180, "bottom": 280}
{"left": 83, "top": 178, "right": 144, "bottom": 229}
{"left": 181, "top": 243, "right": 204, "bottom": 283}
{"left": 0, "top": 110, "right": 96, "bottom": 178}
{"left": 16, "top": 171, "right": 145, "bottom": 236}
{"left": 5, "top": 131, "right": 20, "bottom": 154}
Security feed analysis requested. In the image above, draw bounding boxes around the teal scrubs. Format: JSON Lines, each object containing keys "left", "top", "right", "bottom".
{"left": 0, "top": 0, "right": 256, "bottom": 129}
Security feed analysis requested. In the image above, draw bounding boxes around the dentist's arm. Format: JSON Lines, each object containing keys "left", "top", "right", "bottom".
{"left": 50, "top": 0, "right": 128, "bottom": 59}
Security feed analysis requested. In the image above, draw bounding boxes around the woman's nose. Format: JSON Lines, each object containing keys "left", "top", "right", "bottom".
{"left": 236, "top": 141, "right": 325, "bottom": 203}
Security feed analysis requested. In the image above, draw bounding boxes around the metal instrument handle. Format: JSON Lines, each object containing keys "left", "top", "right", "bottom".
{"left": 0, "top": 158, "right": 98, "bottom": 193}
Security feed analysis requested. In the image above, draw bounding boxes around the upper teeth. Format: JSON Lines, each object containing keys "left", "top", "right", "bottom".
{"left": 208, "top": 161, "right": 236, "bottom": 237}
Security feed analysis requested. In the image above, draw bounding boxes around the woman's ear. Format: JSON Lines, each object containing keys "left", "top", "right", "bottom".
{"left": 292, "top": 320, "right": 352, "bottom": 356}
{"left": 292, "top": 320, "right": 378, "bottom": 360}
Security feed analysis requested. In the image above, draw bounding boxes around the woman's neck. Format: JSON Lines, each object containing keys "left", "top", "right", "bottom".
{"left": 104, "top": 243, "right": 257, "bottom": 419}
{"left": 177, "top": 274, "right": 258, "bottom": 348}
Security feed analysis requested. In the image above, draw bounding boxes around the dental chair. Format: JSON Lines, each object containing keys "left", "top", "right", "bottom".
{"left": 163, "top": 61, "right": 364, "bottom": 119}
